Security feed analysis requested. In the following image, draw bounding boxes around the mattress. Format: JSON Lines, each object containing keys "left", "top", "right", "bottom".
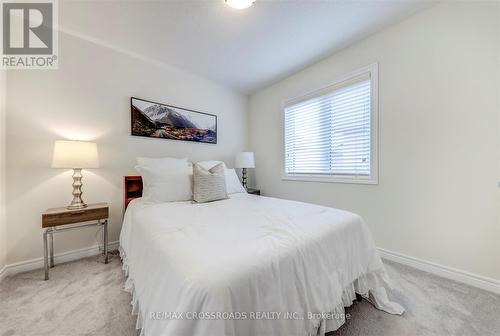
{"left": 120, "top": 193, "right": 403, "bottom": 336}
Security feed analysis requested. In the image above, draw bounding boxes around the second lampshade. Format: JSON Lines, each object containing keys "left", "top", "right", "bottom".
{"left": 235, "top": 152, "right": 255, "bottom": 189}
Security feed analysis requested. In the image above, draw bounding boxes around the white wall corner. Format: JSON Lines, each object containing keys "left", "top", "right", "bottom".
{"left": 0, "top": 69, "right": 7, "bottom": 274}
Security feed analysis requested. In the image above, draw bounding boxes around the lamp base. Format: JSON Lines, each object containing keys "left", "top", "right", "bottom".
{"left": 242, "top": 168, "right": 248, "bottom": 189}
{"left": 67, "top": 168, "right": 88, "bottom": 210}
{"left": 67, "top": 203, "right": 88, "bottom": 210}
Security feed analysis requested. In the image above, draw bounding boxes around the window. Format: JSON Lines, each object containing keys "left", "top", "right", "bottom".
{"left": 283, "top": 64, "right": 378, "bottom": 184}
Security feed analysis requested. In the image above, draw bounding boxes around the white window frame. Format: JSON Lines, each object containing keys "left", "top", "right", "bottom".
{"left": 281, "top": 63, "right": 379, "bottom": 185}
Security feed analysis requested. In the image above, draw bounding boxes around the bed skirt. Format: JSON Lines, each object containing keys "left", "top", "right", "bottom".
{"left": 119, "top": 247, "right": 404, "bottom": 336}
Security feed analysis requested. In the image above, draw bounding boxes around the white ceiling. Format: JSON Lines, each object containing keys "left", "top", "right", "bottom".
{"left": 62, "top": 1, "right": 435, "bottom": 94}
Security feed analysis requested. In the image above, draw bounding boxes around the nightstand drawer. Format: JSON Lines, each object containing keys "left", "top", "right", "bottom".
{"left": 42, "top": 203, "right": 109, "bottom": 227}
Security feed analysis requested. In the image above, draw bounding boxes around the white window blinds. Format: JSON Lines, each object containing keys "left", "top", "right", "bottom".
{"left": 284, "top": 71, "right": 375, "bottom": 180}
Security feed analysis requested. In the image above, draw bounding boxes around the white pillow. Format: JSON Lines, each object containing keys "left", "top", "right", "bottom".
{"left": 225, "top": 168, "right": 246, "bottom": 194}
{"left": 136, "top": 157, "right": 189, "bottom": 169}
{"left": 196, "top": 160, "right": 226, "bottom": 170}
{"left": 137, "top": 165, "right": 193, "bottom": 202}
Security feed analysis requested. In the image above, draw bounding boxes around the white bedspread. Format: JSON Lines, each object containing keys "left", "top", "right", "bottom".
{"left": 120, "top": 194, "right": 403, "bottom": 336}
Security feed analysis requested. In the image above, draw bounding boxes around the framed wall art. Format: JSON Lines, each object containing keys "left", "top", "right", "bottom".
{"left": 131, "top": 97, "right": 217, "bottom": 144}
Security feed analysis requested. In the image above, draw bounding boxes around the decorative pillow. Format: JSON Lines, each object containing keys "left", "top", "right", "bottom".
{"left": 136, "top": 165, "right": 193, "bottom": 202}
{"left": 193, "top": 163, "right": 228, "bottom": 203}
{"left": 225, "top": 168, "right": 247, "bottom": 194}
{"left": 196, "top": 160, "right": 226, "bottom": 170}
{"left": 136, "top": 157, "right": 189, "bottom": 169}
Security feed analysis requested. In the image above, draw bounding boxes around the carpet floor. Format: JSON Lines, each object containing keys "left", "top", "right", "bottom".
{"left": 1, "top": 253, "right": 499, "bottom": 336}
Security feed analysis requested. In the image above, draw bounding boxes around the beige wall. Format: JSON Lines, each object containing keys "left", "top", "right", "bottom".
{"left": 249, "top": 2, "right": 500, "bottom": 280}
{"left": 0, "top": 70, "right": 6, "bottom": 271}
{"left": 5, "top": 31, "right": 248, "bottom": 264}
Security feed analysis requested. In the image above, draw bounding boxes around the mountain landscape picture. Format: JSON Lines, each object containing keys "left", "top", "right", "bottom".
{"left": 131, "top": 97, "right": 217, "bottom": 144}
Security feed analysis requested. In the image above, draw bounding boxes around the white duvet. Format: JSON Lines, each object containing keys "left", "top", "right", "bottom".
{"left": 120, "top": 193, "right": 403, "bottom": 336}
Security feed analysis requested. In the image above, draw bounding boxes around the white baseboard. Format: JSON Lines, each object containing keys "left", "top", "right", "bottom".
{"left": 0, "top": 265, "right": 6, "bottom": 283}
{"left": 379, "top": 247, "right": 500, "bottom": 295}
{"left": 0, "top": 241, "right": 119, "bottom": 282}
{"left": 2, "top": 242, "right": 499, "bottom": 295}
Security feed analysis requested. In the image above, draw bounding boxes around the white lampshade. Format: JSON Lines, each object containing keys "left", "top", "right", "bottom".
{"left": 52, "top": 140, "right": 99, "bottom": 169}
{"left": 235, "top": 152, "right": 255, "bottom": 168}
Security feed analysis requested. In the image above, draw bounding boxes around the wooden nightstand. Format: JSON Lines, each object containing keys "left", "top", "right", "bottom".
{"left": 42, "top": 203, "right": 109, "bottom": 280}
{"left": 246, "top": 188, "right": 260, "bottom": 195}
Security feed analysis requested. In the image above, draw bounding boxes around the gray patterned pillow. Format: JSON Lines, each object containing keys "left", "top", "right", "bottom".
{"left": 193, "top": 163, "right": 228, "bottom": 203}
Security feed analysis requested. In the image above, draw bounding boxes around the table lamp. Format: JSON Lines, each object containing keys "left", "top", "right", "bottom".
{"left": 235, "top": 152, "right": 255, "bottom": 189}
{"left": 52, "top": 140, "right": 99, "bottom": 209}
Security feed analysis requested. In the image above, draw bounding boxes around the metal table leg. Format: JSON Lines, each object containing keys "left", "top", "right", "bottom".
{"left": 42, "top": 219, "right": 110, "bottom": 279}
{"left": 103, "top": 219, "right": 108, "bottom": 264}
{"left": 43, "top": 230, "right": 49, "bottom": 280}
{"left": 49, "top": 229, "right": 54, "bottom": 268}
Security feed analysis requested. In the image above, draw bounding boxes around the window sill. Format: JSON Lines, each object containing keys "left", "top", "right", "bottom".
{"left": 281, "top": 175, "right": 378, "bottom": 185}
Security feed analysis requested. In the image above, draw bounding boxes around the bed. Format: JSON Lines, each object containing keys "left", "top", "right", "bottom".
{"left": 120, "top": 176, "right": 403, "bottom": 336}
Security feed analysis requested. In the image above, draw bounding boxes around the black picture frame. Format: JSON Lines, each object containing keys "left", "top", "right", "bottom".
{"left": 131, "top": 97, "right": 218, "bottom": 144}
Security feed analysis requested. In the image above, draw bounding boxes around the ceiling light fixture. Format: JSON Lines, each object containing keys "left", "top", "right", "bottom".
{"left": 225, "top": 0, "right": 255, "bottom": 10}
